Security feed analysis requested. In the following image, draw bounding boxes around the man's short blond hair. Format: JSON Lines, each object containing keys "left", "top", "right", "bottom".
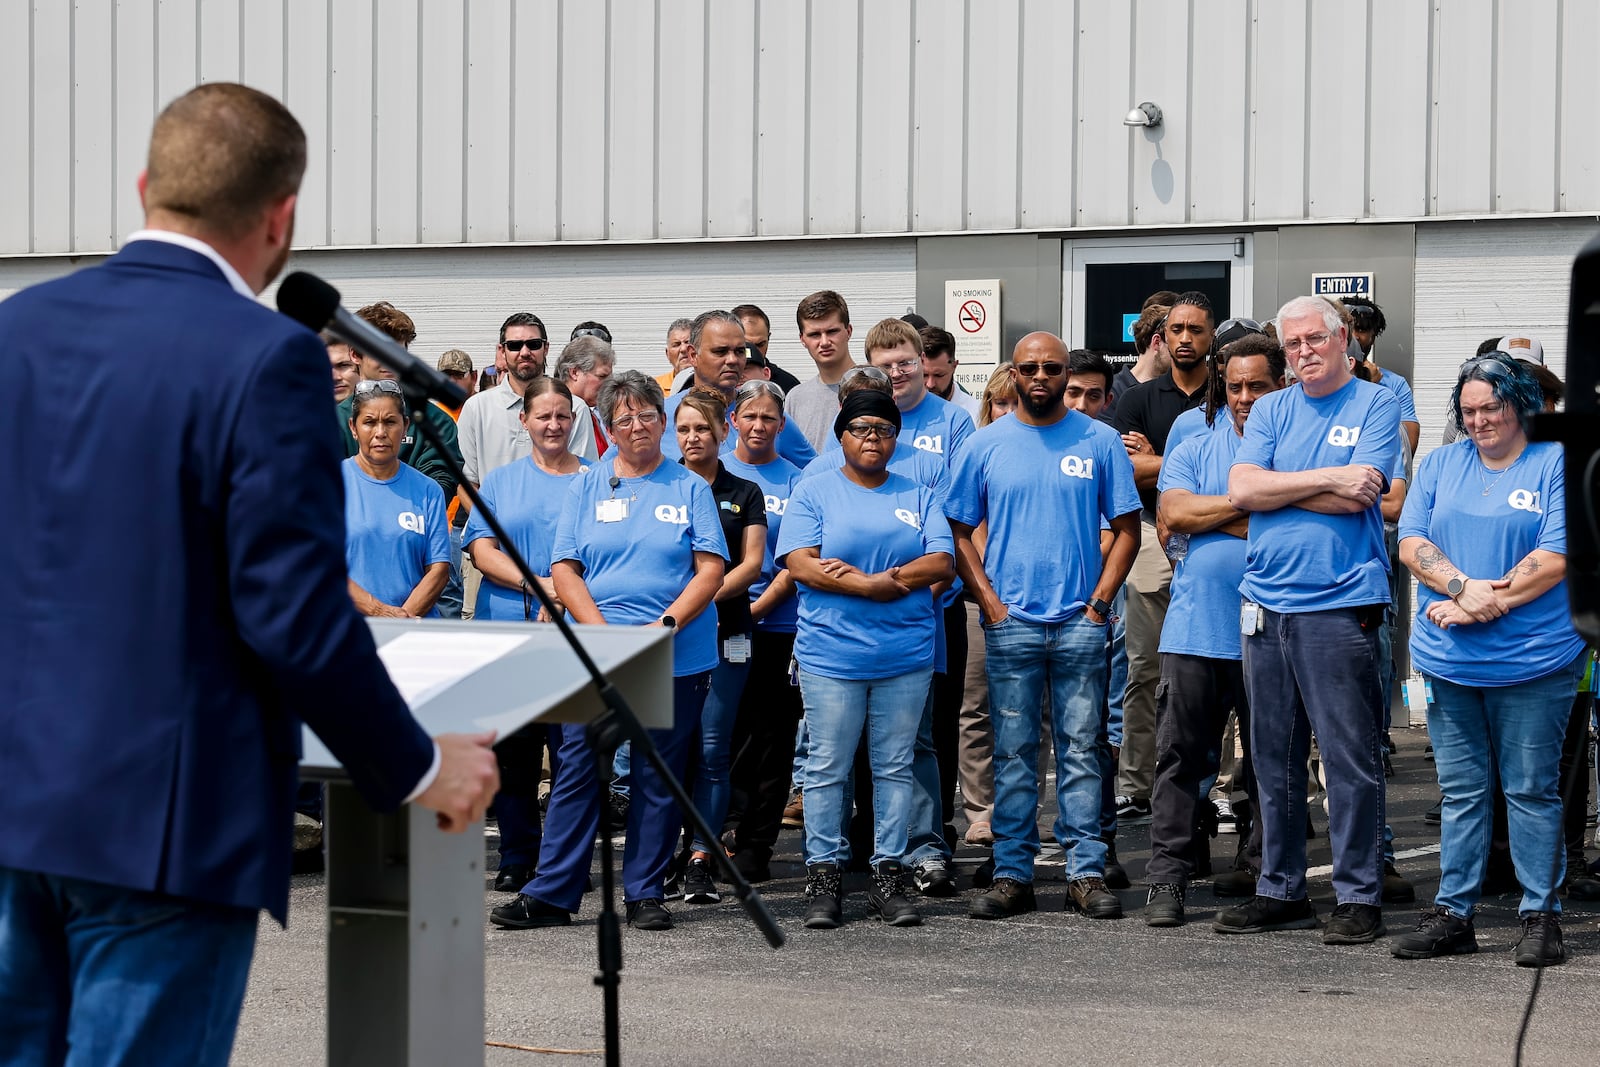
{"left": 864, "top": 318, "right": 923, "bottom": 360}
{"left": 143, "top": 83, "right": 307, "bottom": 240}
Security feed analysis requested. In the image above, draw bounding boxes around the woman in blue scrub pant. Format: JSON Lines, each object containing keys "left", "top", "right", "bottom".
{"left": 464, "top": 377, "right": 590, "bottom": 892}
{"left": 342, "top": 379, "right": 452, "bottom": 617}
{"left": 674, "top": 388, "right": 767, "bottom": 904}
{"left": 777, "top": 388, "right": 955, "bottom": 930}
{"left": 1392, "top": 353, "right": 1587, "bottom": 966}
{"left": 489, "top": 371, "right": 727, "bottom": 933}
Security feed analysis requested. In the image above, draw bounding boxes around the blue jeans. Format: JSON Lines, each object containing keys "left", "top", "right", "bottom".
{"left": 799, "top": 668, "right": 931, "bottom": 868}
{"left": 986, "top": 612, "right": 1111, "bottom": 882}
{"left": 527, "top": 672, "right": 709, "bottom": 909}
{"left": 1428, "top": 654, "right": 1586, "bottom": 918}
{"left": 905, "top": 680, "right": 951, "bottom": 866}
{"left": 1243, "top": 606, "right": 1385, "bottom": 904}
{"left": 437, "top": 524, "right": 464, "bottom": 619}
{"left": 690, "top": 651, "right": 751, "bottom": 852}
{"left": 1106, "top": 586, "right": 1128, "bottom": 749}
{"left": 0, "top": 868, "right": 257, "bottom": 1067}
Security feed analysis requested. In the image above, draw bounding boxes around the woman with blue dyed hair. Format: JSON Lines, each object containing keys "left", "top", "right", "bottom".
{"left": 1393, "top": 352, "right": 1585, "bottom": 966}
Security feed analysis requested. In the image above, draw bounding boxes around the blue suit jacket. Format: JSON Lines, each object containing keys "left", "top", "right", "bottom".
{"left": 0, "top": 240, "right": 434, "bottom": 923}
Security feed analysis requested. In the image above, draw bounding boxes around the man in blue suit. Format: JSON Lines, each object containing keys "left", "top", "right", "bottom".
{"left": 0, "top": 83, "right": 501, "bottom": 1066}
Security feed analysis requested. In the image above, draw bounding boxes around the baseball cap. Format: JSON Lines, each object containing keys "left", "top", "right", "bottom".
{"left": 1496, "top": 335, "right": 1544, "bottom": 365}
{"left": 437, "top": 349, "right": 474, "bottom": 375}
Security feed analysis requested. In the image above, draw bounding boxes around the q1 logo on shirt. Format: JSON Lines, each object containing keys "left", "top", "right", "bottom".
{"left": 912, "top": 434, "right": 944, "bottom": 454}
{"left": 654, "top": 503, "right": 690, "bottom": 525}
{"left": 397, "top": 511, "right": 426, "bottom": 535}
{"left": 765, "top": 494, "right": 787, "bottom": 517}
{"left": 1326, "top": 425, "right": 1362, "bottom": 447}
{"left": 1059, "top": 455, "right": 1095, "bottom": 480}
{"left": 1508, "top": 488, "right": 1543, "bottom": 515}
{"left": 894, "top": 507, "right": 922, "bottom": 530}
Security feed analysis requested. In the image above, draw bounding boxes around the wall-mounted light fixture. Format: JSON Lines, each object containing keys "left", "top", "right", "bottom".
{"left": 1122, "top": 102, "right": 1163, "bottom": 129}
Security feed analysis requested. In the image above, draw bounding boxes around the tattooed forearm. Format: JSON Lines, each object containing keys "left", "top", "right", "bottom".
{"left": 1413, "top": 541, "right": 1449, "bottom": 574}
{"left": 1502, "top": 555, "right": 1542, "bottom": 581}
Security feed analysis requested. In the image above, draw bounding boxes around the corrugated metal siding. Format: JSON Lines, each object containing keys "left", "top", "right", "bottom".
{"left": 6, "top": 0, "right": 1599, "bottom": 257}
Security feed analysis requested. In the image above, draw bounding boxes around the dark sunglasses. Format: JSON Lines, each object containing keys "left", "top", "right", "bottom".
{"left": 572, "top": 326, "right": 612, "bottom": 343}
{"left": 844, "top": 421, "right": 898, "bottom": 441}
{"left": 502, "top": 337, "right": 548, "bottom": 353}
{"left": 354, "top": 379, "right": 403, "bottom": 397}
{"left": 1013, "top": 361, "right": 1066, "bottom": 378}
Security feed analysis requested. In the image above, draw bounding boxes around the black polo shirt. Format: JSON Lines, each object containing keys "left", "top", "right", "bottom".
{"left": 1112, "top": 371, "right": 1208, "bottom": 517}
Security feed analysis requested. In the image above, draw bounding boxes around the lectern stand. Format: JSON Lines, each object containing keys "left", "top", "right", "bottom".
{"left": 300, "top": 618, "right": 674, "bottom": 1067}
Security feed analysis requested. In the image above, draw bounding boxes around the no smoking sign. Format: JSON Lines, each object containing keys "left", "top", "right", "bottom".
{"left": 943, "top": 278, "right": 1002, "bottom": 392}
{"left": 958, "top": 299, "right": 986, "bottom": 332}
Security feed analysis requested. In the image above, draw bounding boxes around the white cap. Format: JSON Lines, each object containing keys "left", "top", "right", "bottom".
{"left": 1496, "top": 335, "right": 1544, "bottom": 365}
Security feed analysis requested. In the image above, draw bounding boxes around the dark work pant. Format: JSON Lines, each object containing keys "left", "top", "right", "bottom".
{"left": 727, "top": 631, "right": 802, "bottom": 860}
{"left": 493, "top": 726, "right": 550, "bottom": 867}
{"left": 1146, "top": 653, "right": 1261, "bottom": 886}
{"left": 1562, "top": 689, "right": 1595, "bottom": 866}
{"left": 932, "top": 599, "right": 969, "bottom": 825}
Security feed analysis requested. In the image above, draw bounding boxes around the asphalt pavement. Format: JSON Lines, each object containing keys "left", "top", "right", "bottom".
{"left": 234, "top": 727, "right": 1600, "bottom": 1066}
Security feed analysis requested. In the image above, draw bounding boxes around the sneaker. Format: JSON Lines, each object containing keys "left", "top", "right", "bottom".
{"left": 1323, "top": 902, "right": 1386, "bottom": 944}
{"left": 1391, "top": 906, "right": 1478, "bottom": 959}
{"left": 1382, "top": 862, "right": 1416, "bottom": 904}
{"left": 1213, "top": 895, "right": 1318, "bottom": 934}
{"left": 607, "top": 790, "right": 630, "bottom": 828}
{"left": 867, "top": 861, "right": 922, "bottom": 927}
{"left": 1513, "top": 912, "right": 1566, "bottom": 967}
{"left": 969, "top": 877, "right": 1036, "bottom": 920}
{"left": 1066, "top": 877, "right": 1123, "bottom": 919}
{"left": 964, "top": 821, "right": 994, "bottom": 846}
{"left": 624, "top": 897, "right": 673, "bottom": 931}
{"left": 1104, "top": 841, "right": 1131, "bottom": 890}
{"left": 1214, "top": 798, "right": 1237, "bottom": 834}
{"left": 1424, "top": 796, "right": 1442, "bottom": 825}
{"left": 1212, "top": 864, "right": 1259, "bottom": 898}
{"left": 490, "top": 893, "right": 572, "bottom": 930}
{"left": 911, "top": 856, "right": 958, "bottom": 897}
{"left": 1116, "top": 795, "right": 1153, "bottom": 824}
{"left": 681, "top": 856, "right": 721, "bottom": 904}
{"left": 803, "top": 863, "right": 843, "bottom": 930}
{"left": 493, "top": 863, "right": 537, "bottom": 894}
{"left": 1145, "top": 883, "right": 1185, "bottom": 927}
{"left": 782, "top": 791, "right": 805, "bottom": 829}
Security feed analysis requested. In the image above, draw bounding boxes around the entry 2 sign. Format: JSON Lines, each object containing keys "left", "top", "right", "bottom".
{"left": 944, "top": 278, "right": 1002, "bottom": 393}
{"left": 1311, "top": 272, "right": 1375, "bottom": 300}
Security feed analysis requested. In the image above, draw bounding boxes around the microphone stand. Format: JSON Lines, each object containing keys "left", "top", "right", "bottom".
{"left": 396, "top": 382, "right": 785, "bottom": 1067}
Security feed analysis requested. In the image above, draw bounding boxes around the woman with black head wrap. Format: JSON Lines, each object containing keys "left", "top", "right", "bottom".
{"left": 775, "top": 389, "right": 955, "bottom": 930}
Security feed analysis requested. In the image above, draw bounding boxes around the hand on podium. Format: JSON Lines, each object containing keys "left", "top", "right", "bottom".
{"left": 415, "top": 731, "right": 501, "bottom": 832}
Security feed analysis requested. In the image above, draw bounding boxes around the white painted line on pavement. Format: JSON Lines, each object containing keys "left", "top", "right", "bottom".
{"left": 1304, "top": 843, "right": 1439, "bottom": 880}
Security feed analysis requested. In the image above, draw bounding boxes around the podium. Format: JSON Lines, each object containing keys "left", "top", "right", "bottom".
{"left": 299, "top": 619, "right": 674, "bottom": 1067}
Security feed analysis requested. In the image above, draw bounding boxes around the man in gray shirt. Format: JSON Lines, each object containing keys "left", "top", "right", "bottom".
{"left": 785, "top": 290, "right": 858, "bottom": 451}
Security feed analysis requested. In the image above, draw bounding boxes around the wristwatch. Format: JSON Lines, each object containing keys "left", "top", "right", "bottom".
{"left": 1445, "top": 577, "right": 1466, "bottom": 600}
{"left": 661, "top": 615, "right": 677, "bottom": 629}
{"left": 1087, "top": 597, "right": 1112, "bottom": 619}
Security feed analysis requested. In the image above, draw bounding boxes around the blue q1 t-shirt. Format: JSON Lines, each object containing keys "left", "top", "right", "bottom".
{"left": 722, "top": 452, "right": 805, "bottom": 634}
{"left": 1157, "top": 418, "right": 1250, "bottom": 660}
{"left": 776, "top": 470, "right": 954, "bottom": 680}
{"left": 342, "top": 458, "right": 452, "bottom": 617}
{"left": 1232, "top": 378, "right": 1400, "bottom": 613}
{"left": 462, "top": 456, "right": 589, "bottom": 621}
{"left": 949, "top": 410, "right": 1141, "bottom": 624}
{"left": 551, "top": 456, "right": 729, "bottom": 676}
{"left": 1378, "top": 367, "right": 1419, "bottom": 426}
{"left": 1399, "top": 440, "right": 1584, "bottom": 686}
{"left": 1164, "top": 405, "right": 1213, "bottom": 460}
{"left": 824, "top": 390, "right": 974, "bottom": 468}
{"left": 661, "top": 388, "right": 817, "bottom": 468}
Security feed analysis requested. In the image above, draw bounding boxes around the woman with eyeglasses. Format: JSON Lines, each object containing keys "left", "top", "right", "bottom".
{"left": 342, "top": 379, "right": 452, "bottom": 618}
{"left": 490, "top": 370, "right": 726, "bottom": 934}
{"left": 719, "top": 380, "right": 808, "bottom": 882}
{"left": 672, "top": 388, "right": 767, "bottom": 904}
{"left": 777, "top": 389, "right": 955, "bottom": 930}
{"left": 1391, "top": 353, "right": 1585, "bottom": 967}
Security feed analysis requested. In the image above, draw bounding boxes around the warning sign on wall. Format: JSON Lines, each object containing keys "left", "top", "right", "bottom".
{"left": 944, "top": 279, "right": 1002, "bottom": 393}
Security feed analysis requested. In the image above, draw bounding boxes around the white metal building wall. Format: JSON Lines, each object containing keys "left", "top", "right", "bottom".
{"left": 5, "top": 0, "right": 1598, "bottom": 258}
{"left": 1412, "top": 218, "right": 1599, "bottom": 465}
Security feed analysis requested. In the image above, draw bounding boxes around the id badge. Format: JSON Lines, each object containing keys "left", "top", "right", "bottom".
{"left": 723, "top": 634, "right": 751, "bottom": 664}
{"left": 596, "top": 497, "right": 629, "bottom": 523}
{"left": 1239, "top": 600, "right": 1264, "bottom": 636}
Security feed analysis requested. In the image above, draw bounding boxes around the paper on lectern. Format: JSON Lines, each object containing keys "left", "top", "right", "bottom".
{"left": 376, "top": 631, "right": 532, "bottom": 708}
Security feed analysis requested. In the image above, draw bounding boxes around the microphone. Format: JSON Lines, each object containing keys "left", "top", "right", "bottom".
{"left": 276, "top": 271, "right": 466, "bottom": 407}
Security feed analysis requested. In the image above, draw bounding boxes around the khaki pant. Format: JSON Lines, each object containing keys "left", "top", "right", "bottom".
{"left": 460, "top": 548, "right": 482, "bottom": 621}
{"left": 958, "top": 601, "right": 995, "bottom": 824}
{"left": 1117, "top": 521, "right": 1171, "bottom": 801}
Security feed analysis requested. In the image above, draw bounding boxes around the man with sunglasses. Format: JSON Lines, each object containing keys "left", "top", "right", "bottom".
{"left": 953, "top": 333, "right": 1141, "bottom": 921}
{"left": 1111, "top": 291, "right": 1216, "bottom": 828}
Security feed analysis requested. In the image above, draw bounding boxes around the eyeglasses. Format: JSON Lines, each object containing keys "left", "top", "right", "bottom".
{"left": 1460, "top": 400, "right": 1507, "bottom": 420}
{"left": 610, "top": 409, "right": 662, "bottom": 431}
{"left": 502, "top": 337, "right": 548, "bottom": 353}
{"left": 1281, "top": 332, "right": 1333, "bottom": 354}
{"left": 1013, "top": 361, "right": 1066, "bottom": 378}
{"left": 844, "top": 421, "right": 898, "bottom": 441}
{"left": 840, "top": 366, "right": 890, "bottom": 386}
{"left": 443, "top": 369, "right": 472, "bottom": 380}
{"left": 572, "top": 326, "right": 612, "bottom": 343}
{"left": 879, "top": 358, "right": 920, "bottom": 374}
{"left": 354, "top": 379, "right": 403, "bottom": 398}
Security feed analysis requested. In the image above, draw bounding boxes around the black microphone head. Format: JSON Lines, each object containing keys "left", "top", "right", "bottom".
{"left": 276, "top": 271, "right": 343, "bottom": 332}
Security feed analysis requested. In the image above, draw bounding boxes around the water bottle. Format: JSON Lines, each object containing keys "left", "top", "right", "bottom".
{"left": 1164, "top": 532, "right": 1189, "bottom": 561}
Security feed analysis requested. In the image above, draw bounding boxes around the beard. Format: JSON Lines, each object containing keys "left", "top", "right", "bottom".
{"left": 1018, "top": 383, "right": 1064, "bottom": 419}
